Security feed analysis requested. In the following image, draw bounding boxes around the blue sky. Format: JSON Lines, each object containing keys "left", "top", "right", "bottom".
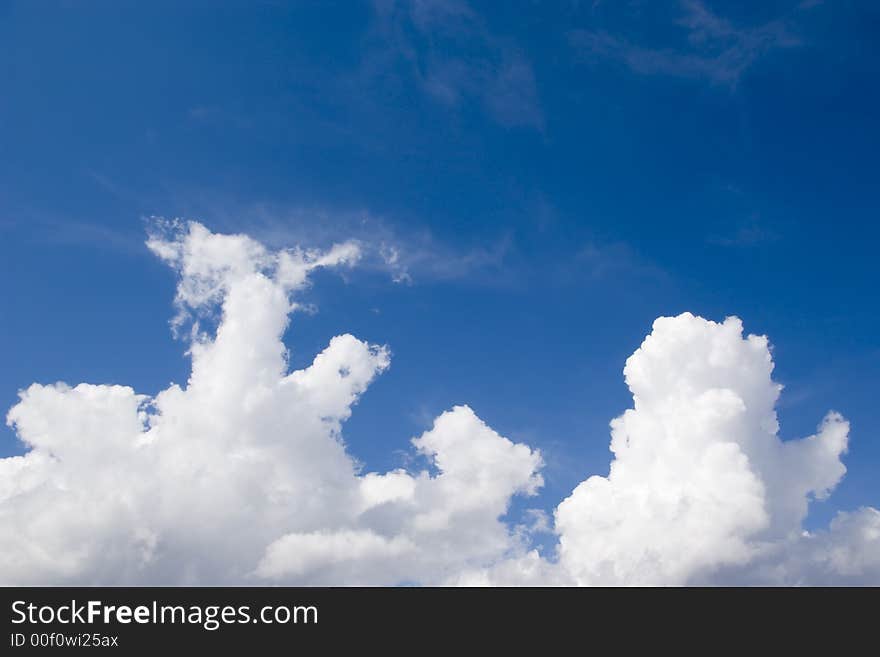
{"left": 1, "top": 0, "right": 878, "bottom": 535}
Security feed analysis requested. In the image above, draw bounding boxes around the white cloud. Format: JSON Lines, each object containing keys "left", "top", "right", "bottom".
{"left": 2, "top": 224, "right": 877, "bottom": 585}
{"left": 474, "top": 314, "right": 878, "bottom": 585}
{"left": 253, "top": 405, "right": 544, "bottom": 585}
{"left": 1, "top": 221, "right": 541, "bottom": 585}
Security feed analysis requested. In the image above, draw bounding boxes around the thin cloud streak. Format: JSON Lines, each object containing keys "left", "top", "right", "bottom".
{"left": 366, "top": 0, "right": 544, "bottom": 129}
{"left": 570, "top": 0, "right": 803, "bottom": 87}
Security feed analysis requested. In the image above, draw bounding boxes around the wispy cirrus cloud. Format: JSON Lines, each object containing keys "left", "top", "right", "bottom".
{"left": 157, "top": 198, "right": 518, "bottom": 287}
{"left": 570, "top": 1, "right": 804, "bottom": 87}
{"left": 249, "top": 206, "right": 516, "bottom": 286}
{"left": 707, "top": 219, "right": 780, "bottom": 247}
{"left": 366, "top": 0, "right": 543, "bottom": 129}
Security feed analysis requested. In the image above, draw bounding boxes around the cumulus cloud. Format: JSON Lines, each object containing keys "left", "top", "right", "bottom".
{"left": 554, "top": 315, "right": 855, "bottom": 585}
{"left": 1, "top": 221, "right": 542, "bottom": 585}
{"left": 474, "top": 314, "right": 879, "bottom": 585}
{"left": 2, "top": 223, "right": 877, "bottom": 585}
